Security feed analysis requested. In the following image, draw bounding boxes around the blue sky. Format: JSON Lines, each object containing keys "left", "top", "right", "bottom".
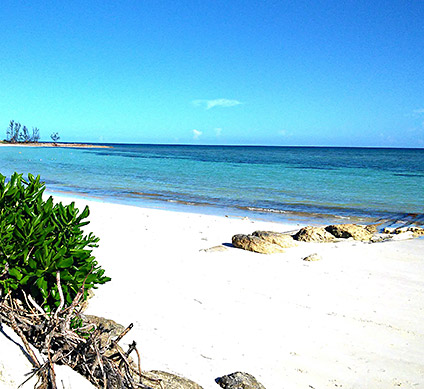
{"left": 0, "top": 1, "right": 423, "bottom": 147}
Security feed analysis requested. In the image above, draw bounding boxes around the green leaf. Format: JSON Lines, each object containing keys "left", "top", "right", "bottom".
{"left": 29, "top": 257, "right": 37, "bottom": 269}
{"left": 56, "top": 257, "right": 74, "bottom": 268}
{"left": 20, "top": 275, "right": 32, "bottom": 285}
{"left": 36, "top": 276, "right": 48, "bottom": 293}
{"left": 9, "top": 267, "right": 23, "bottom": 280}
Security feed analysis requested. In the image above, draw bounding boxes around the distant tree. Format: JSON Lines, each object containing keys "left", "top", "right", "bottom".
{"left": 12, "top": 122, "right": 21, "bottom": 143}
{"left": 51, "top": 132, "right": 60, "bottom": 145}
{"left": 5, "top": 120, "right": 42, "bottom": 143}
{"left": 20, "top": 126, "right": 30, "bottom": 142}
{"left": 6, "top": 120, "right": 14, "bottom": 141}
{"left": 31, "top": 127, "right": 40, "bottom": 143}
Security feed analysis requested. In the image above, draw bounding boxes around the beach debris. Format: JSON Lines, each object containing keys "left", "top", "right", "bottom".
{"left": 0, "top": 282, "right": 163, "bottom": 389}
{"left": 143, "top": 370, "right": 203, "bottom": 389}
{"left": 303, "top": 253, "right": 322, "bottom": 261}
{"left": 232, "top": 234, "right": 285, "bottom": 254}
{"left": 0, "top": 329, "right": 96, "bottom": 389}
{"left": 325, "top": 224, "right": 374, "bottom": 241}
{"left": 200, "top": 245, "right": 230, "bottom": 252}
{"left": 216, "top": 371, "right": 266, "bottom": 389}
{"left": 252, "top": 230, "right": 298, "bottom": 248}
{"left": 293, "top": 226, "right": 335, "bottom": 243}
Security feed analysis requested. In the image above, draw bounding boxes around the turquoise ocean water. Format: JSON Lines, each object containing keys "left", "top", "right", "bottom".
{"left": 1, "top": 144, "right": 423, "bottom": 225}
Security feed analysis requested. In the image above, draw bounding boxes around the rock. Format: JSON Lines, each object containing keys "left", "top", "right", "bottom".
{"left": 383, "top": 227, "right": 396, "bottom": 234}
{"left": 142, "top": 370, "right": 203, "bottom": 389}
{"left": 391, "top": 231, "right": 415, "bottom": 241}
{"left": 370, "top": 234, "right": 393, "bottom": 243}
{"left": 393, "top": 227, "right": 409, "bottom": 234}
{"left": 252, "top": 231, "right": 298, "bottom": 248}
{"left": 232, "top": 234, "right": 285, "bottom": 254}
{"left": 78, "top": 288, "right": 95, "bottom": 313}
{"left": 82, "top": 315, "right": 133, "bottom": 366}
{"left": 200, "top": 245, "right": 229, "bottom": 252}
{"left": 408, "top": 227, "right": 424, "bottom": 237}
{"left": 325, "top": 224, "right": 373, "bottom": 241}
{"left": 216, "top": 371, "right": 266, "bottom": 389}
{"left": 83, "top": 315, "right": 126, "bottom": 340}
{"left": 364, "top": 224, "right": 378, "bottom": 234}
{"left": 303, "top": 253, "right": 322, "bottom": 261}
{"left": 389, "top": 227, "right": 424, "bottom": 237}
{"left": 293, "top": 226, "right": 335, "bottom": 243}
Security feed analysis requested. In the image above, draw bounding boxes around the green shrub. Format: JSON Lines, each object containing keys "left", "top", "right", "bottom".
{"left": 0, "top": 173, "right": 111, "bottom": 313}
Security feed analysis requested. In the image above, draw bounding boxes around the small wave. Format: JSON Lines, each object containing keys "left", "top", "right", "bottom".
{"left": 292, "top": 166, "right": 337, "bottom": 171}
{"left": 393, "top": 173, "right": 424, "bottom": 177}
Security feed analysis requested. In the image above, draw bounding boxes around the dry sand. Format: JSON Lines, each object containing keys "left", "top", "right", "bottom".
{"left": 66, "top": 196, "right": 424, "bottom": 389}
{"left": 3, "top": 195, "right": 424, "bottom": 388}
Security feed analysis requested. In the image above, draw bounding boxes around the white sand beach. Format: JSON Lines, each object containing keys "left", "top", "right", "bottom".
{"left": 3, "top": 195, "right": 424, "bottom": 388}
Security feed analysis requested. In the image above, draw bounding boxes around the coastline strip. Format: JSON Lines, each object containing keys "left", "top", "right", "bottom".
{"left": 0, "top": 142, "right": 112, "bottom": 149}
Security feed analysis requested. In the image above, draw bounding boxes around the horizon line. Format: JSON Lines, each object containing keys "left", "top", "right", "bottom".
{"left": 34, "top": 141, "right": 424, "bottom": 150}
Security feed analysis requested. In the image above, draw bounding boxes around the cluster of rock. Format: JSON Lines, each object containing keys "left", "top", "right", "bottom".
{"left": 383, "top": 226, "right": 424, "bottom": 237}
{"left": 138, "top": 371, "right": 266, "bottom": 389}
{"left": 232, "top": 223, "right": 424, "bottom": 254}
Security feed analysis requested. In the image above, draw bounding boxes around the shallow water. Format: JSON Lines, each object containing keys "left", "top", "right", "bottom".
{"left": 1, "top": 144, "right": 423, "bottom": 224}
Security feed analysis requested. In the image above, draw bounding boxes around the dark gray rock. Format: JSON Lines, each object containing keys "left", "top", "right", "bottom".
{"left": 216, "top": 371, "right": 266, "bottom": 389}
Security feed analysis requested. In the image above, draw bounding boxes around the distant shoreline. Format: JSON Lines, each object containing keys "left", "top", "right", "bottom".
{"left": 0, "top": 142, "right": 112, "bottom": 149}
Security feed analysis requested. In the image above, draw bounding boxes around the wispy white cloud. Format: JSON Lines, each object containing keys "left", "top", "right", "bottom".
{"left": 278, "top": 130, "right": 294, "bottom": 137}
{"left": 214, "top": 127, "right": 222, "bottom": 137}
{"left": 192, "top": 129, "right": 202, "bottom": 140}
{"left": 192, "top": 98, "right": 243, "bottom": 110}
{"left": 413, "top": 108, "right": 424, "bottom": 114}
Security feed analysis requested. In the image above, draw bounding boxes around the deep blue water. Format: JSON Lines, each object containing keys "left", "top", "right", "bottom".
{"left": 1, "top": 144, "right": 423, "bottom": 224}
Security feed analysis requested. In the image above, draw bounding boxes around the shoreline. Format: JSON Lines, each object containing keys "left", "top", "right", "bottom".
{"left": 45, "top": 189, "right": 376, "bottom": 228}
{"left": 47, "top": 194, "right": 424, "bottom": 388}
{"left": 0, "top": 141, "right": 112, "bottom": 148}
{"left": 46, "top": 189, "right": 424, "bottom": 231}
{"left": 2, "top": 144, "right": 423, "bottom": 229}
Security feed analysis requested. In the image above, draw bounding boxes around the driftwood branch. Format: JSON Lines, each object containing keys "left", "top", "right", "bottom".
{"left": 54, "top": 271, "right": 65, "bottom": 319}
